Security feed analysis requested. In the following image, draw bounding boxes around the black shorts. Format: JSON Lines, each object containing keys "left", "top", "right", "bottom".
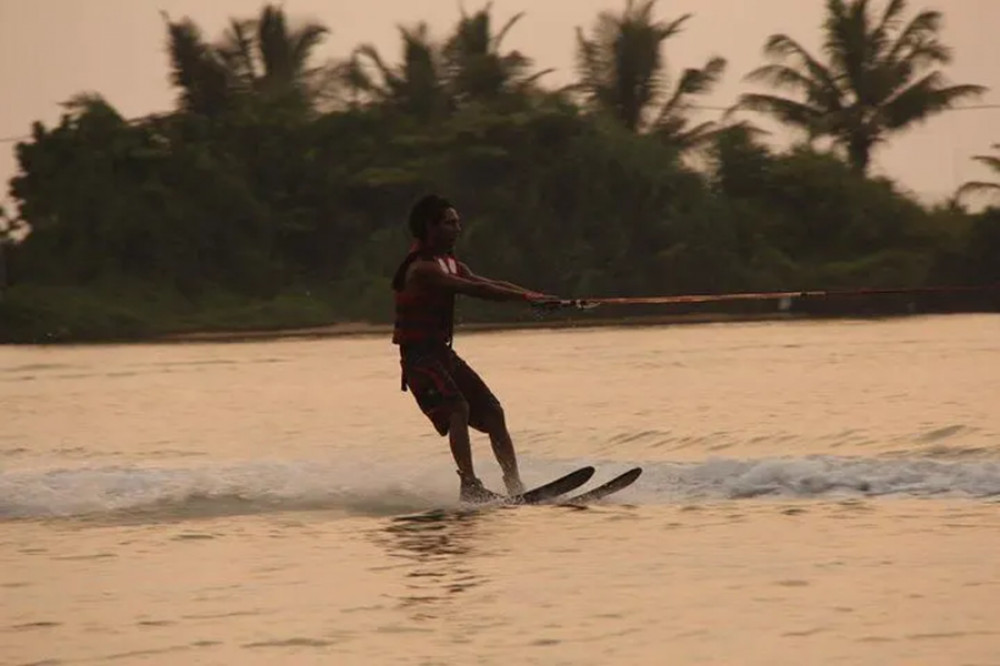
{"left": 400, "top": 345, "right": 501, "bottom": 436}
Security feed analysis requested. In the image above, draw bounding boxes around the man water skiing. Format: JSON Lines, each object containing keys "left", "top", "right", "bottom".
{"left": 391, "top": 194, "right": 559, "bottom": 503}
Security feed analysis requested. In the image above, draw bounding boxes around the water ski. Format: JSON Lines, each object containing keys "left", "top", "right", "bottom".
{"left": 560, "top": 467, "right": 643, "bottom": 504}
{"left": 507, "top": 466, "right": 596, "bottom": 505}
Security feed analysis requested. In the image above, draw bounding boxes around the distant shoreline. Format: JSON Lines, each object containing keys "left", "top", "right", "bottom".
{"left": 5, "top": 300, "right": 997, "bottom": 346}
{"left": 151, "top": 311, "right": 820, "bottom": 345}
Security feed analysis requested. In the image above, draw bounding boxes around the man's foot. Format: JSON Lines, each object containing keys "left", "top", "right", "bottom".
{"left": 458, "top": 474, "right": 504, "bottom": 504}
{"left": 503, "top": 474, "right": 525, "bottom": 496}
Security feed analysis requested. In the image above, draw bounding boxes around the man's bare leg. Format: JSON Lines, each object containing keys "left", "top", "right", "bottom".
{"left": 484, "top": 409, "right": 524, "bottom": 495}
{"left": 448, "top": 402, "right": 476, "bottom": 481}
{"left": 448, "top": 402, "right": 501, "bottom": 502}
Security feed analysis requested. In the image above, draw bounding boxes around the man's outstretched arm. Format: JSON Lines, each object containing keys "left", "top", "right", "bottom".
{"left": 457, "top": 262, "right": 553, "bottom": 298}
{"left": 411, "top": 261, "right": 544, "bottom": 302}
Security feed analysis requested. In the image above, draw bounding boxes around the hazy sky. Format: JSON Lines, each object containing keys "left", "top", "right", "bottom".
{"left": 1, "top": 0, "right": 998, "bottom": 208}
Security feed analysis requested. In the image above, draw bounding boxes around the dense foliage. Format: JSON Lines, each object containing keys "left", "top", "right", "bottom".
{"left": 1, "top": 0, "right": 997, "bottom": 342}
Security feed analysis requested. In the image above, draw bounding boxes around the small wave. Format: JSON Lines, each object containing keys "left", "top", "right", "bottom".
{"left": 0, "top": 363, "right": 74, "bottom": 373}
{"left": 916, "top": 424, "right": 970, "bottom": 443}
{"left": 637, "top": 456, "right": 1000, "bottom": 501}
{"left": 2, "top": 455, "right": 999, "bottom": 522}
{"left": 0, "top": 460, "right": 454, "bottom": 522}
{"left": 917, "top": 444, "right": 996, "bottom": 459}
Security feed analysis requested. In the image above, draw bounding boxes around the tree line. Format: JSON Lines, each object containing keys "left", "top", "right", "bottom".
{"left": 1, "top": 0, "right": 998, "bottom": 342}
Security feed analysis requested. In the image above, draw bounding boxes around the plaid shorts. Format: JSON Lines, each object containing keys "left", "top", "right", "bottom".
{"left": 400, "top": 345, "right": 501, "bottom": 436}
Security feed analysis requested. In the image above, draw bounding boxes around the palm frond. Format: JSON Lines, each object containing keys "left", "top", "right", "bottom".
{"left": 218, "top": 19, "right": 258, "bottom": 85}
{"left": 493, "top": 11, "right": 525, "bottom": 49}
{"left": 257, "top": 4, "right": 292, "bottom": 80}
{"left": 880, "top": 71, "right": 986, "bottom": 129}
{"left": 163, "top": 15, "right": 232, "bottom": 115}
{"left": 655, "top": 13, "right": 692, "bottom": 41}
{"left": 165, "top": 17, "right": 209, "bottom": 91}
{"left": 745, "top": 64, "right": 824, "bottom": 95}
{"left": 680, "top": 56, "right": 726, "bottom": 96}
{"left": 736, "top": 92, "right": 826, "bottom": 132}
{"left": 354, "top": 44, "right": 400, "bottom": 95}
{"left": 289, "top": 24, "right": 330, "bottom": 71}
{"left": 886, "top": 10, "right": 948, "bottom": 65}
{"left": 872, "top": 0, "right": 909, "bottom": 51}
{"left": 339, "top": 54, "right": 376, "bottom": 93}
{"left": 823, "top": 0, "right": 876, "bottom": 102}
{"left": 956, "top": 181, "right": 1000, "bottom": 200}
{"left": 668, "top": 120, "right": 727, "bottom": 149}
{"left": 655, "top": 56, "right": 726, "bottom": 122}
{"left": 761, "top": 34, "right": 842, "bottom": 100}
{"left": 573, "top": 27, "right": 604, "bottom": 89}
{"left": 519, "top": 67, "right": 555, "bottom": 87}
{"left": 971, "top": 154, "right": 1000, "bottom": 174}
{"left": 60, "top": 92, "right": 122, "bottom": 121}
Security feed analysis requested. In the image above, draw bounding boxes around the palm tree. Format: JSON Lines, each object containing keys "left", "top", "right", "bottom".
{"left": 348, "top": 23, "right": 452, "bottom": 120}
{"left": 650, "top": 57, "right": 730, "bottom": 149}
{"left": 163, "top": 15, "right": 233, "bottom": 117}
{"left": 956, "top": 144, "right": 1000, "bottom": 204}
{"left": 322, "top": 56, "right": 371, "bottom": 109}
{"left": 216, "top": 5, "right": 329, "bottom": 109}
{"left": 736, "top": 0, "right": 986, "bottom": 173}
{"left": 442, "top": 3, "right": 552, "bottom": 104}
{"left": 573, "top": 0, "right": 728, "bottom": 144}
{"left": 163, "top": 4, "right": 329, "bottom": 116}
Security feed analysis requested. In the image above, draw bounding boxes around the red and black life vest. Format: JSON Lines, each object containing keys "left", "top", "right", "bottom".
{"left": 391, "top": 245, "right": 460, "bottom": 347}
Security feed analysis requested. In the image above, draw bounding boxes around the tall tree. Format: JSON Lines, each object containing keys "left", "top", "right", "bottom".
{"left": 573, "top": 0, "right": 728, "bottom": 145}
{"left": 650, "top": 56, "right": 729, "bottom": 149}
{"left": 574, "top": 0, "right": 686, "bottom": 132}
{"left": 164, "top": 15, "right": 234, "bottom": 117}
{"left": 216, "top": 4, "right": 329, "bottom": 111}
{"left": 349, "top": 22, "right": 452, "bottom": 120}
{"left": 442, "top": 3, "right": 552, "bottom": 104}
{"left": 164, "top": 4, "right": 330, "bottom": 116}
{"left": 736, "top": 0, "right": 986, "bottom": 173}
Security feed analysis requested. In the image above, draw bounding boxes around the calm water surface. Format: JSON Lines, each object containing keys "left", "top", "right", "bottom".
{"left": 2, "top": 315, "right": 999, "bottom": 665}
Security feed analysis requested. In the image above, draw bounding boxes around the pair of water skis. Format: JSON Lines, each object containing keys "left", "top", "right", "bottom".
{"left": 499, "top": 465, "right": 641, "bottom": 506}
{"left": 395, "top": 466, "right": 641, "bottom": 523}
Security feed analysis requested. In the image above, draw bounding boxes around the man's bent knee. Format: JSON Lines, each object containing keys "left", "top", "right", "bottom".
{"left": 479, "top": 400, "right": 506, "bottom": 432}
{"left": 428, "top": 398, "right": 470, "bottom": 437}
